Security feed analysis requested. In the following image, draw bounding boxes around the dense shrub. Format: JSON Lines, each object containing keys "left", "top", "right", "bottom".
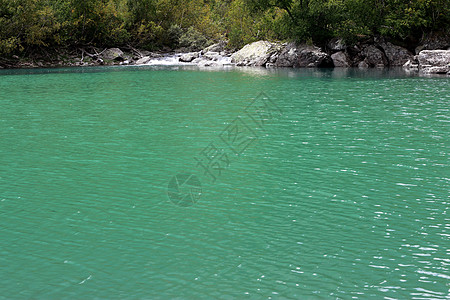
{"left": 0, "top": 0, "right": 448, "bottom": 56}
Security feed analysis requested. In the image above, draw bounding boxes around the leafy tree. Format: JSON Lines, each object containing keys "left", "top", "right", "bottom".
{"left": 1, "top": 0, "right": 449, "bottom": 57}
{"left": 0, "top": 0, "right": 63, "bottom": 55}
{"left": 68, "top": 0, "right": 129, "bottom": 46}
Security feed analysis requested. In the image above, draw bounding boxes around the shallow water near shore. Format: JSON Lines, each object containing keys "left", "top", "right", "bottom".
{"left": 0, "top": 66, "right": 449, "bottom": 299}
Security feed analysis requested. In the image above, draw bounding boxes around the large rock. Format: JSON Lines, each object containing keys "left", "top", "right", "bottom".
{"left": 345, "top": 45, "right": 363, "bottom": 67}
{"left": 274, "top": 43, "right": 297, "bottom": 67}
{"left": 380, "top": 42, "right": 413, "bottom": 66}
{"left": 231, "top": 41, "right": 279, "bottom": 66}
{"left": 102, "top": 48, "right": 124, "bottom": 60}
{"left": 331, "top": 51, "right": 350, "bottom": 67}
{"left": 296, "top": 45, "right": 333, "bottom": 67}
{"left": 417, "top": 50, "right": 450, "bottom": 74}
{"left": 179, "top": 52, "right": 199, "bottom": 62}
{"left": 274, "top": 43, "right": 333, "bottom": 68}
{"left": 361, "top": 45, "right": 387, "bottom": 67}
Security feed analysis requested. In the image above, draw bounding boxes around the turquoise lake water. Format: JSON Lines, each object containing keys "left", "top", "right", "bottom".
{"left": 0, "top": 66, "right": 449, "bottom": 299}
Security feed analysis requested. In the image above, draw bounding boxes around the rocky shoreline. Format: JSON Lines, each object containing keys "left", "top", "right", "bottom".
{"left": 228, "top": 37, "right": 450, "bottom": 75}
{"left": 1, "top": 37, "right": 449, "bottom": 75}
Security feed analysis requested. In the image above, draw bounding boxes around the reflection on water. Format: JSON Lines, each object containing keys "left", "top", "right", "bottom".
{"left": 0, "top": 64, "right": 432, "bottom": 78}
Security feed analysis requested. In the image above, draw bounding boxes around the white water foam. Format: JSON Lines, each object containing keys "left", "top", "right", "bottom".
{"left": 142, "top": 53, "right": 234, "bottom": 67}
{"left": 144, "top": 55, "right": 194, "bottom": 66}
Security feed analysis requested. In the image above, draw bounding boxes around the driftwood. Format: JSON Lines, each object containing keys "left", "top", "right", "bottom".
{"left": 78, "top": 47, "right": 107, "bottom": 64}
{"left": 79, "top": 47, "right": 107, "bottom": 62}
{"left": 125, "top": 44, "right": 144, "bottom": 58}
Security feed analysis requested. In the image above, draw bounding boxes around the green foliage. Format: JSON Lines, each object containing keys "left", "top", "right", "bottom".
{"left": 127, "top": 0, "right": 156, "bottom": 24}
{"left": 0, "top": 0, "right": 63, "bottom": 55}
{"left": 243, "top": 0, "right": 449, "bottom": 44}
{"left": 126, "top": 0, "right": 219, "bottom": 49}
{"left": 0, "top": 37, "right": 22, "bottom": 55}
{"left": 178, "top": 27, "right": 211, "bottom": 50}
{"left": 225, "top": 0, "right": 258, "bottom": 48}
{"left": 380, "top": 0, "right": 450, "bottom": 39}
{"left": 67, "top": 0, "right": 129, "bottom": 46}
{"left": 0, "top": 0, "right": 448, "bottom": 56}
{"left": 222, "top": 0, "right": 283, "bottom": 49}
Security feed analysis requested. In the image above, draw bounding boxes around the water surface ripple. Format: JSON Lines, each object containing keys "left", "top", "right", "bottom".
{"left": 0, "top": 67, "right": 448, "bottom": 299}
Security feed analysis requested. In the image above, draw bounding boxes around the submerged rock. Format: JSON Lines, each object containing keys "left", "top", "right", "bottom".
{"left": 417, "top": 50, "right": 450, "bottom": 74}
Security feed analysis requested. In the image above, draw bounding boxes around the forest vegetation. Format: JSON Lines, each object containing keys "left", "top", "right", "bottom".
{"left": 0, "top": 0, "right": 449, "bottom": 57}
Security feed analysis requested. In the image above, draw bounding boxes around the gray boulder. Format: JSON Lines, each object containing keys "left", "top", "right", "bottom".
{"left": 331, "top": 51, "right": 350, "bottom": 67}
{"left": 274, "top": 43, "right": 297, "bottom": 67}
{"left": 417, "top": 50, "right": 450, "bottom": 74}
{"left": 362, "top": 45, "right": 387, "bottom": 67}
{"left": 274, "top": 43, "right": 333, "bottom": 67}
{"left": 102, "top": 48, "right": 124, "bottom": 60}
{"left": 296, "top": 45, "right": 333, "bottom": 67}
{"left": 231, "top": 41, "right": 280, "bottom": 66}
{"left": 179, "top": 52, "right": 199, "bottom": 62}
{"left": 380, "top": 42, "right": 413, "bottom": 66}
